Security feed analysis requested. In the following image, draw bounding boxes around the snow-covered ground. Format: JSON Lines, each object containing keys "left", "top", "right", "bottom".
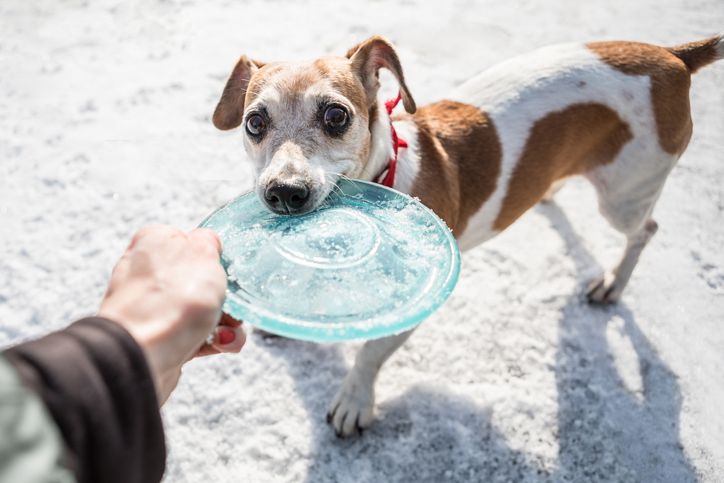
{"left": 1, "top": 1, "right": 723, "bottom": 481}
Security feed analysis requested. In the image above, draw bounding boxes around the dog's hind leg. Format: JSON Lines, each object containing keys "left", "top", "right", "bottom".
{"left": 585, "top": 154, "right": 676, "bottom": 304}
{"left": 327, "top": 329, "right": 415, "bottom": 437}
{"left": 587, "top": 218, "right": 659, "bottom": 304}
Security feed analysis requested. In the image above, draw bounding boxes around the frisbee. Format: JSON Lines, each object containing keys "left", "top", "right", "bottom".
{"left": 199, "top": 179, "right": 460, "bottom": 342}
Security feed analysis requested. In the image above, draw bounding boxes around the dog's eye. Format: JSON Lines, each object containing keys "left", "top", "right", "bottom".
{"left": 246, "top": 113, "right": 266, "bottom": 137}
{"left": 323, "top": 105, "right": 349, "bottom": 135}
{"left": 324, "top": 106, "right": 348, "bottom": 127}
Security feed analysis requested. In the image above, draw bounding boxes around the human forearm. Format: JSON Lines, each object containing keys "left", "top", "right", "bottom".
{"left": 3, "top": 317, "right": 166, "bottom": 483}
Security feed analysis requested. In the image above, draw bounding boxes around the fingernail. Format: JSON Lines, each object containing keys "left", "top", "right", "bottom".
{"left": 217, "top": 328, "right": 236, "bottom": 345}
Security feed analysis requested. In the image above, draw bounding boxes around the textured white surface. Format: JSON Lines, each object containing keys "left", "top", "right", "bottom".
{"left": 1, "top": 1, "right": 723, "bottom": 481}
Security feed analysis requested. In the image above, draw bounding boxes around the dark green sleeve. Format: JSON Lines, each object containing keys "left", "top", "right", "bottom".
{"left": 2, "top": 317, "right": 166, "bottom": 483}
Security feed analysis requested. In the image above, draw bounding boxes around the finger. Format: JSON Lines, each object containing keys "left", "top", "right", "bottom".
{"left": 219, "top": 312, "right": 243, "bottom": 328}
{"left": 188, "top": 228, "right": 222, "bottom": 257}
{"left": 212, "top": 325, "right": 246, "bottom": 353}
{"left": 195, "top": 344, "right": 221, "bottom": 358}
{"left": 192, "top": 313, "right": 242, "bottom": 358}
{"left": 194, "top": 325, "right": 246, "bottom": 358}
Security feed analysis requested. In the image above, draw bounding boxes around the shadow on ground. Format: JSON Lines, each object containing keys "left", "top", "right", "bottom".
{"left": 541, "top": 201, "right": 696, "bottom": 482}
{"left": 257, "top": 201, "right": 696, "bottom": 482}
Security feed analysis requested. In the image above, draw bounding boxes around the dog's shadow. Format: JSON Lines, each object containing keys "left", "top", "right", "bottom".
{"left": 539, "top": 201, "right": 696, "bottom": 482}
{"left": 258, "top": 201, "right": 696, "bottom": 482}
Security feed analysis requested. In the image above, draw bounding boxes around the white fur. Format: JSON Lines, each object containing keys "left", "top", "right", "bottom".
{"left": 388, "top": 119, "right": 420, "bottom": 194}
{"left": 588, "top": 219, "right": 659, "bottom": 303}
{"left": 449, "top": 43, "right": 672, "bottom": 249}
{"left": 358, "top": 100, "right": 395, "bottom": 182}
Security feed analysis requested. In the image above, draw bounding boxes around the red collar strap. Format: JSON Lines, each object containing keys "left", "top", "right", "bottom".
{"left": 375, "top": 92, "right": 408, "bottom": 188}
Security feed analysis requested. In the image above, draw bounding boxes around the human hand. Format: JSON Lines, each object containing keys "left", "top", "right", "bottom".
{"left": 98, "top": 225, "right": 246, "bottom": 404}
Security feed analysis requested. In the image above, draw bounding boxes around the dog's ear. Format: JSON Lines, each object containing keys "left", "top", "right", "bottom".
{"left": 346, "top": 36, "right": 416, "bottom": 114}
{"left": 213, "top": 55, "right": 265, "bottom": 131}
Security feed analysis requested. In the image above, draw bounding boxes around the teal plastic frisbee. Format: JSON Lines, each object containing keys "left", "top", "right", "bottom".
{"left": 200, "top": 179, "right": 460, "bottom": 342}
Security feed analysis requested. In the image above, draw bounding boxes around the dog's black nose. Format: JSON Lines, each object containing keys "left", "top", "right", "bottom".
{"left": 264, "top": 183, "right": 310, "bottom": 213}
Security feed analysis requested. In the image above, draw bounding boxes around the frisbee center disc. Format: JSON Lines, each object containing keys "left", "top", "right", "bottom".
{"left": 270, "top": 207, "right": 379, "bottom": 268}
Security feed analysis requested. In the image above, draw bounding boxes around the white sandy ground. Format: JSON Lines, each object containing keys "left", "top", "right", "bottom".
{"left": 1, "top": 0, "right": 723, "bottom": 481}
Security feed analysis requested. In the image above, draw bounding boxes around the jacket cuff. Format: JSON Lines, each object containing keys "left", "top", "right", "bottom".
{"left": 4, "top": 317, "right": 166, "bottom": 483}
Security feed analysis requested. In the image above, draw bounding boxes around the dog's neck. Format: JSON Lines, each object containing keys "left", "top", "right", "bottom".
{"left": 359, "top": 100, "right": 396, "bottom": 183}
{"left": 359, "top": 100, "right": 419, "bottom": 195}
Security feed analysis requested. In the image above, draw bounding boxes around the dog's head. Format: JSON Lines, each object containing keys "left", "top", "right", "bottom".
{"left": 212, "top": 36, "right": 416, "bottom": 215}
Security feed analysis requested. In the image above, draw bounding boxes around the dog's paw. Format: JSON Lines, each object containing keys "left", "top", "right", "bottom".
{"left": 326, "top": 371, "right": 375, "bottom": 438}
{"left": 586, "top": 272, "right": 622, "bottom": 304}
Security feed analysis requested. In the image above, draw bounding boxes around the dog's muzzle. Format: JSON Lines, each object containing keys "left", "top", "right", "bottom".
{"left": 263, "top": 182, "right": 311, "bottom": 214}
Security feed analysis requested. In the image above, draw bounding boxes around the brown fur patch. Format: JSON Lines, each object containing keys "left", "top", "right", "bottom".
{"left": 347, "top": 36, "right": 416, "bottom": 114}
{"left": 667, "top": 35, "right": 722, "bottom": 73}
{"left": 402, "top": 101, "right": 501, "bottom": 236}
{"left": 213, "top": 56, "right": 265, "bottom": 130}
{"left": 493, "top": 103, "right": 633, "bottom": 231}
{"left": 284, "top": 69, "right": 323, "bottom": 103}
{"left": 587, "top": 41, "right": 693, "bottom": 155}
{"left": 317, "top": 58, "right": 369, "bottom": 116}
{"left": 367, "top": 101, "right": 379, "bottom": 131}
{"left": 245, "top": 63, "right": 282, "bottom": 105}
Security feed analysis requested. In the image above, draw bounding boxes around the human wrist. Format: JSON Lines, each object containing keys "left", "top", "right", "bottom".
{"left": 95, "top": 308, "right": 171, "bottom": 403}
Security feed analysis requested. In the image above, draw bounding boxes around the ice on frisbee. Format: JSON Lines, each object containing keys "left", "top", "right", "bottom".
{"left": 200, "top": 179, "right": 460, "bottom": 342}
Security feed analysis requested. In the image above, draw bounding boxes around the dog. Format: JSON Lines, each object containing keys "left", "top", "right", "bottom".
{"left": 212, "top": 34, "right": 723, "bottom": 437}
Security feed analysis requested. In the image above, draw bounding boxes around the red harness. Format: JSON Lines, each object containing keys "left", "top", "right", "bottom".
{"left": 375, "top": 93, "right": 408, "bottom": 188}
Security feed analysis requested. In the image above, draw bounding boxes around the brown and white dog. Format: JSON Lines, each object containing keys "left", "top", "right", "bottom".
{"left": 212, "top": 34, "right": 724, "bottom": 437}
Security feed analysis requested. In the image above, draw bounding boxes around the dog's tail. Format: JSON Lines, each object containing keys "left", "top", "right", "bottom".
{"left": 667, "top": 33, "right": 724, "bottom": 73}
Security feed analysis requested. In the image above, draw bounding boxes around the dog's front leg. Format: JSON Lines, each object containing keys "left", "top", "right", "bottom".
{"left": 327, "top": 329, "right": 415, "bottom": 437}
